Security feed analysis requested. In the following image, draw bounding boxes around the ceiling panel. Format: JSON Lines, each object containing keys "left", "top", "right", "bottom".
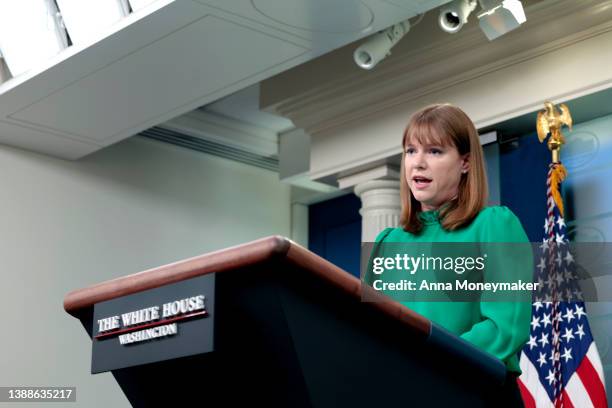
{"left": 0, "top": 120, "right": 100, "bottom": 159}
{"left": 380, "top": 0, "right": 452, "bottom": 13}
{"left": 192, "top": 0, "right": 417, "bottom": 43}
{"left": 9, "top": 15, "right": 309, "bottom": 143}
{"left": 249, "top": 0, "right": 374, "bottom": 34}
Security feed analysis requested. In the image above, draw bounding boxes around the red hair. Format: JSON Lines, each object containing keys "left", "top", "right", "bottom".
{"left": 399, "top": 104, "right": 488, "bottom": 233}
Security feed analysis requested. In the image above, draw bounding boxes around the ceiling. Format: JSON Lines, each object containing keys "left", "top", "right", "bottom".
{"left": 0, "top": 0, "right": 453, "bottom": 160}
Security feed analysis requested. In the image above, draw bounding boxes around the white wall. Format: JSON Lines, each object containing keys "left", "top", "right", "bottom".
{"left": 0, "top": 136, "right": 291, "bottom": 407}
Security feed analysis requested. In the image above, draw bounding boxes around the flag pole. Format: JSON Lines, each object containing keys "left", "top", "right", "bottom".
{"left": 518, "top": 101, "right": 608, "bottom": 408}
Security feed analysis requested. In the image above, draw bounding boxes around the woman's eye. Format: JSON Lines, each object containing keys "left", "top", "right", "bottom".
{"left": 405, "top": 148, "right": 415, "bottom": 154}
{"left": 429, "top": 148, "right": 442, "bottom": 155}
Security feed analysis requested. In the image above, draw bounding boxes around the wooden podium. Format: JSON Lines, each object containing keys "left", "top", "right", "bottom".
{"left": 64, "top": 236, "right": 507, "bottom": 407}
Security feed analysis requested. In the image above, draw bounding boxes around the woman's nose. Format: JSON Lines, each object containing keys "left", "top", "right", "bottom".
{"left": 411, "top": 152, "right": 427, "bottom": 169}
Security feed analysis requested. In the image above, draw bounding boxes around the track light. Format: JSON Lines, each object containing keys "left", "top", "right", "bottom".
{"left": 353, "top": 20, "right": 410, "bottom": 70}
{"left": 438, "top": 0, "right": 477, "bottom": 34}
{"left": 477, "top": 0, "right": 526, "bottom": 40}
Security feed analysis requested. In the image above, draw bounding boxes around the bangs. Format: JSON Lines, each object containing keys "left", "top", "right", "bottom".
{"left": 403, "top": 118, "right": 453, "bottom": 148}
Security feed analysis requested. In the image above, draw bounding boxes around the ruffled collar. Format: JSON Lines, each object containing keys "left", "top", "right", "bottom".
{"left": 417, "top": 200, "right": 456, "bottom": 225}
{"left": 418, "top": 209, "right": 440, "bottom": 225}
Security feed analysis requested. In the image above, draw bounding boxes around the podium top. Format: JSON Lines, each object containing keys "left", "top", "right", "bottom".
{"left": 64, "top": 236, "right": 507, "bottom": 383}
{"left": 63, "top": 235, "right": 431, "bottom": 338}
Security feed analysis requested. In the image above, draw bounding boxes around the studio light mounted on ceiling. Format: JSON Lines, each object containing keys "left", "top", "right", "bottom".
{"left": 477, "top": 0, "right": 526, "bottom": 40}
{"left": 438, "top": 0, "right": 477, "bottom": 34}
{"left": 353, "top": 0, "right": 526, "bottom": 71}
{"left": 439, "top": 0, "right": 526, "bottom": 39}
{"left": 353, "top": 20, "right": 411, "bottom": 70}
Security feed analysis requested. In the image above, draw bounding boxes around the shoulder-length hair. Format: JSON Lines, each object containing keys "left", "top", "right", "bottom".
{"left": 400, "top": 103, "right": 488, "bottom": 234}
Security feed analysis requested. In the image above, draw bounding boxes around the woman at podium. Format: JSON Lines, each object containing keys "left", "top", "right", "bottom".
{"left": 370, "top": 103, "right": 531, "bottom": 406}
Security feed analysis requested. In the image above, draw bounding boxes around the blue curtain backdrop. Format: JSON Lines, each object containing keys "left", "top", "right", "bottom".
{"left": 499, "top": 133, "right": 550, "bottom": 242}
{"left": 309, "top": 194, "right": 362, "bottom": 277}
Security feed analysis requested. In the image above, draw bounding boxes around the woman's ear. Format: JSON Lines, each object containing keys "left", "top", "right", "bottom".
{"left": 461, "top": 153, "right": 470, "bottom": 174}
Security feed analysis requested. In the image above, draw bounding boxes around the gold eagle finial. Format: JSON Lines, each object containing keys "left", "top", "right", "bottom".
{"left": 536, "top": 101, "right": 573, "bottom": 217}
{"left": 536, "top": 101, "right": 572, "bottom": 163}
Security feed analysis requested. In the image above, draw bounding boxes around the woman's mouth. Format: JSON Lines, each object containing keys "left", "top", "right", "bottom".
{"left": 412, "top": 176, "right": 432, "bottom": 189}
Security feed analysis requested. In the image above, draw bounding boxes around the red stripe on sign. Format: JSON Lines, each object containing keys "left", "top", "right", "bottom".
{"left": 516, "top": 378, "right": 536, "bottom": 408}
{"left": 94, "top": 310, "right": 208, "bottom": 339}
{"left": 577, "top": 356, "right": 608, "bottom": 408}
{"left": 561, "top": 390, "right": 574, "bottom": 408}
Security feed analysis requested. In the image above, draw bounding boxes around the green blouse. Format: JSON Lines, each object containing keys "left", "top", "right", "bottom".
{"left": 373, "top": 206, "right": 532, "bottom": 372}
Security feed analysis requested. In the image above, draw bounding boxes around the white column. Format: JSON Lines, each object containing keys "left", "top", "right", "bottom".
{"left": 354, "top": 179, "right": 401, "bottom": 242}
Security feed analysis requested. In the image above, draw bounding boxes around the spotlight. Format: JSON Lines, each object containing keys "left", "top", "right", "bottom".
{"left": 477, "top": 0, "right": 526, "bottom": 40}
{"left": 438, "top": 0, "right": 477, "bottom": 34}
{"left": 353, "top": 21, "right": 410, "bottom": 70}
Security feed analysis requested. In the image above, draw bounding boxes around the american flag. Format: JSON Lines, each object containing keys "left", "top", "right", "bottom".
{"left": 517, "top": 163, "right": 608, "bottom": 407}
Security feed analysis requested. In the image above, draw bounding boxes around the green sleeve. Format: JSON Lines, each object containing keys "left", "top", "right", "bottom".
{"left": 459, "top": 207, "right": 533, "bottom": 370}
{"left": 374, "top": 227, "right": 393, "bottom": 243}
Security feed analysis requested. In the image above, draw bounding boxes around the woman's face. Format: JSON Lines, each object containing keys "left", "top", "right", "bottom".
{"left": 404, "top": 138, "right": 469, "bottom": 211}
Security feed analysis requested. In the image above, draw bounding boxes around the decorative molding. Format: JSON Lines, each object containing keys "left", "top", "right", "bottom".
{"left": 163, "top": 109, "right": 279, "bottom": 158}
{"left": 282, "top": 172, "right": 340, "bottom": 193}
{"left": 309, "top": 147, "right": 400, "bottom": 183}
{"left": 338, "top": 164, "right": 400, "bottom": 189}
